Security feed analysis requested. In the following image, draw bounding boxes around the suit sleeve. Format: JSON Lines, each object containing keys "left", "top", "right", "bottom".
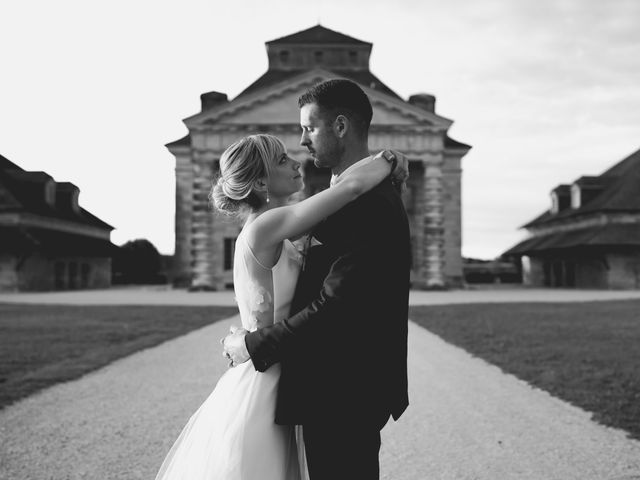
{"left": 244, "top": 192, "right": 390, "bottom": 372}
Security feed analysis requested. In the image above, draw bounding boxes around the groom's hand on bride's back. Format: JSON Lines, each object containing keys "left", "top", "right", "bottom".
{"left": 221, "top": 325, "right": 250, "bottom": 367}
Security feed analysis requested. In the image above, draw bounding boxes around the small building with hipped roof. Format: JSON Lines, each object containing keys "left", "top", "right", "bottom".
{"left": 504, "top": 147, "right": 640, "bottom": 289}
{"left": 0, "top": 154, "right": 116, "bottom": 291}
{"left": 167, "top": 25, "right": 471, "bottom": 290}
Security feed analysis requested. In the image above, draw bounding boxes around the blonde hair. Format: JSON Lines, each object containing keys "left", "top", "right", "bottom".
{"left": 210, "top": 134, "right": 286, "bottom": 215}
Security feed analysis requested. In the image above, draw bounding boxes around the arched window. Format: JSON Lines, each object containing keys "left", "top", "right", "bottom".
{"left": 314, "top": 51, "right": 324, "bottom": 63}
{"left": 279, "top": 50, "right": 290, "bottom": 64}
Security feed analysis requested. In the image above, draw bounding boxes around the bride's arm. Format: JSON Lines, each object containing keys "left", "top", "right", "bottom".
{"left": 245, "top": 151, "right": 397, "bottom": 249}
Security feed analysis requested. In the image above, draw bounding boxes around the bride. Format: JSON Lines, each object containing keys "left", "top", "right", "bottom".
{"left": 155, "top": 134, "right": 402, "bottom": 480}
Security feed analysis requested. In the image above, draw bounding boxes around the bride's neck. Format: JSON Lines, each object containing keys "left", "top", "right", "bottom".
{"left": 246, "top": 196, "right": 288, "bottom": 222}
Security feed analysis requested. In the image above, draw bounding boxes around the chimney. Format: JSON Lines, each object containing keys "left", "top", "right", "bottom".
{"left": 200, "top": 91, "right": 228, "bottom": 111}
{"left": 409, "top": 93, "right": 436, "bottom": 113}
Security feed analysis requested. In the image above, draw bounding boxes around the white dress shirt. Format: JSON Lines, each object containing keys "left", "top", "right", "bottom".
{"left": 329, "top": 155, "right": 374, "bottom": 187}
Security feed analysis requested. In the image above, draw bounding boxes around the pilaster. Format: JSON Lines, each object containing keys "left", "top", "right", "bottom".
{"left": 417, "top": 158, "right": 446, "bottom": 288}
{"left": 442, "top": 154, "right": 463, "bottom": 285}
{"left": 190, "top": 153, "right": 218, "bottom": 290}
{"left": 173, "top": 153, "right": 194, "bottom": 286}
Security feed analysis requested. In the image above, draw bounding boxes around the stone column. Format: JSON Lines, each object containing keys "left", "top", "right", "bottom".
{"left": 173, "top": 154, "right": 194, "bottom": 287}
{"left": 441, "top": 156, "right": 463, "bottom": 286}
{"left": 419, "top": 159, "right": 446, "bottom": 288}
{"left": 190, "top": 157, "right": 217, "bottom": 290}
{"left": 406, "top": 161, "right": 424, "bottom": 286}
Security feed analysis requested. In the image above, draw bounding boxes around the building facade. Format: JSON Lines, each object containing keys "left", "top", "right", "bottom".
{"left": 0, "top": 154, "right": 115, "bottom": 291}
{"left": 167, "top": 25, "right": 471, "bottom": 290}
{"left": 504, "top": 147, "right": 640, "bottom": 289}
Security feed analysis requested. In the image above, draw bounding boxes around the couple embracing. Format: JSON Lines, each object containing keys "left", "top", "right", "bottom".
{"left": 156, "top": 79, "right": 411, "bottom": 480}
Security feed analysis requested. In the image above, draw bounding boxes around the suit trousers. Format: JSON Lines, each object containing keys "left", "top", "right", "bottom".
{"left": 302, "top": 416, "right": 389, "bottom": 480}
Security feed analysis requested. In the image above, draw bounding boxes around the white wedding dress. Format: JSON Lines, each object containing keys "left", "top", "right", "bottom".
{"left": 155, "top": 231, "right": 307, "bottom": 480}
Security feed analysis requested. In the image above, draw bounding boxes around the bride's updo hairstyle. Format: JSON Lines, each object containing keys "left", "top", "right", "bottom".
{"left": 210, "top": 134, "right": 285, "bottom": 216}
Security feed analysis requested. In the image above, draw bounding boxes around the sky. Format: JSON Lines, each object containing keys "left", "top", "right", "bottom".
{"left": 1, "top": 0, "right": 639, "bottom": 259}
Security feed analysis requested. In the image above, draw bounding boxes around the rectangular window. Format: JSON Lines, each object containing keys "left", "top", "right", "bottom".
{"left": 54, "top": 262, "right": 66, "bottom": 290}
{"left": 81, "top": 263, "right": 91, "bottom": 288}
{"left": 224, "top": 238, "right": 236, "bottom": 271}
{"left": 68, "top": 261, "right": 78, "bottom": 289}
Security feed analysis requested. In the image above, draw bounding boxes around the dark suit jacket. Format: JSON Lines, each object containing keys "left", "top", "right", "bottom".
{"left": 245, "top": 178, "right": 410, "bottom": 426}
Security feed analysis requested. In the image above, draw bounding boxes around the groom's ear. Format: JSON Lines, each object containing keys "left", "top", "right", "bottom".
{"left": 333, "top": 115, "right": 349, "bottom": 138}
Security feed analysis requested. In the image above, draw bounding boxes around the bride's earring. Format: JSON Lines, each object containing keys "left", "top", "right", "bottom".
{"left": 266, "top": 189, "right": 270, "bottom": 204}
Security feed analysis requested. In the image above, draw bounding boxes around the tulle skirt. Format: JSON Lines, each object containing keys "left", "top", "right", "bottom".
{"left": 155, "top": 361, "right": 306, "bottom": 480}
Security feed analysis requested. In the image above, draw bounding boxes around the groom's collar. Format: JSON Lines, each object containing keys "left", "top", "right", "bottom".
{"left": 329, "top": 155, "right": 374, "bottom": 187}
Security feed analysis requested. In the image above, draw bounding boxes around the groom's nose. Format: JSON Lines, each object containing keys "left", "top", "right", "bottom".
{"left": 300, "top": 132, "right": 310, "bottom": 147}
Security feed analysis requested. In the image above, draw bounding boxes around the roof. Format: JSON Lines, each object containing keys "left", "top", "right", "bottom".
{"left": 0, "top": 153, "right": 21, "bottom": 171}
{"left": 0, "top": 154, "right": 113, "bottom": 230}
{"left": 165, "top": 134, "right": 191, "bottom": 148}
{"left": 444, "top": 136, "right": 472, "bottom": 151}
{"left": 267, "top": 25, "right": 371, "bottom": 46}
{"left": 236, "top": 68, "right": 402, "bottom": 100}
{"left": 522, "top": 147, "right": 640, "bottom": 228}
{"left": 504, "top": 222, "right": 640, "bottom": 256}
{"left": 601, "top": 147, "right": 640, "bottom": 177}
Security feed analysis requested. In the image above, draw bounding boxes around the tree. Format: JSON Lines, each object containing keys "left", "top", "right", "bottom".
{"left": 113, "top": 238, "right": 165, "bottom": 284}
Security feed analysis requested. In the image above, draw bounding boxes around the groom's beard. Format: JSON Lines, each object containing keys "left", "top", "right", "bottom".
{"left": 313, "top": 139, "right": 344, "bottom": 170}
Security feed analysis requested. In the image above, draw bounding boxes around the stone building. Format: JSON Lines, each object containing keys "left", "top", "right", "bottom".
{"left": 504, "top": 147, "right": 640, "bottom": 289}
{"left": 0, "top": 154, "right": 115, "bottom": 291}
{"left": 167, "top": 25, "right": 471, "bottom": 290}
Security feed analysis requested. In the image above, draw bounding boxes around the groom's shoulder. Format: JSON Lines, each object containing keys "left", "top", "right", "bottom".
{"left": 358, "top": 179, "right": 404, "bottom": 214}
{"left": 340, "top": 181, "right": 406, "bottom": 234}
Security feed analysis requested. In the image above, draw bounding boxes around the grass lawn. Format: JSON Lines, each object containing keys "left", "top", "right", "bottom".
{"left": 410, "top": 300, "right": 640, "bottom": 440}
{"left": 0, "top": 304, "right": 237, "bottom": 409}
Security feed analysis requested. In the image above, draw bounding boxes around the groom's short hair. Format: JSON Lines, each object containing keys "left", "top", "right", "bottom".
{"left": 298, "top": 79, "right": 373, "bottom": 136}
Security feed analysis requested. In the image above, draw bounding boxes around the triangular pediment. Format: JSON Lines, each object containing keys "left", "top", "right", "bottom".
{"left": 184, "top": 69, "right": 452, "bottom": 128}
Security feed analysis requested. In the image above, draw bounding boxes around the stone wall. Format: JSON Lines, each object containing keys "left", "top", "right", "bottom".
{"left": 0, "top": 254, "right": 112, "bottom": 292}
{"left": 520, "top": 252, "right": 640, "bottom": 290}
{"left": 574, "top": 258, "right": 608, "bottom": 289}
{"left": 607, "top": 252, "right": 640, "bottom": 289}
{"left": 0, "top": 254, "right": 18, "bottom": 292}
{"left": 176, "top": 127, "right": 465, "bottom": 290}
{"left": 17, "top": 254, "right": 52, "bottom": 291}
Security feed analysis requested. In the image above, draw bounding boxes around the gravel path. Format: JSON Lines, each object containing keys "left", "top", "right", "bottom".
{"left": 2, "top": 286, "right": 640, "bottom": 306}
{"left": 2, "top": 315, "right": 640, "bottom": 480}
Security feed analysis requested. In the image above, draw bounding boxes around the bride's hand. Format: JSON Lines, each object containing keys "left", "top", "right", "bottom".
{"left": 374, "top": 149, "right": 409, "bottom": 191}
{"left": 221, "top": 325, "right": 250, "bottom": 367}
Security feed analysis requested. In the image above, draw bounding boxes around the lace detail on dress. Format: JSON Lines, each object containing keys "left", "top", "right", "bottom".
{"left": 245, "top": 279, "right": 274, "bottom": 330}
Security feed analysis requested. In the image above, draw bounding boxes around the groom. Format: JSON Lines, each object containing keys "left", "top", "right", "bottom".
{"left": 224, "top": 79, "right": 410, "bottom": 479}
